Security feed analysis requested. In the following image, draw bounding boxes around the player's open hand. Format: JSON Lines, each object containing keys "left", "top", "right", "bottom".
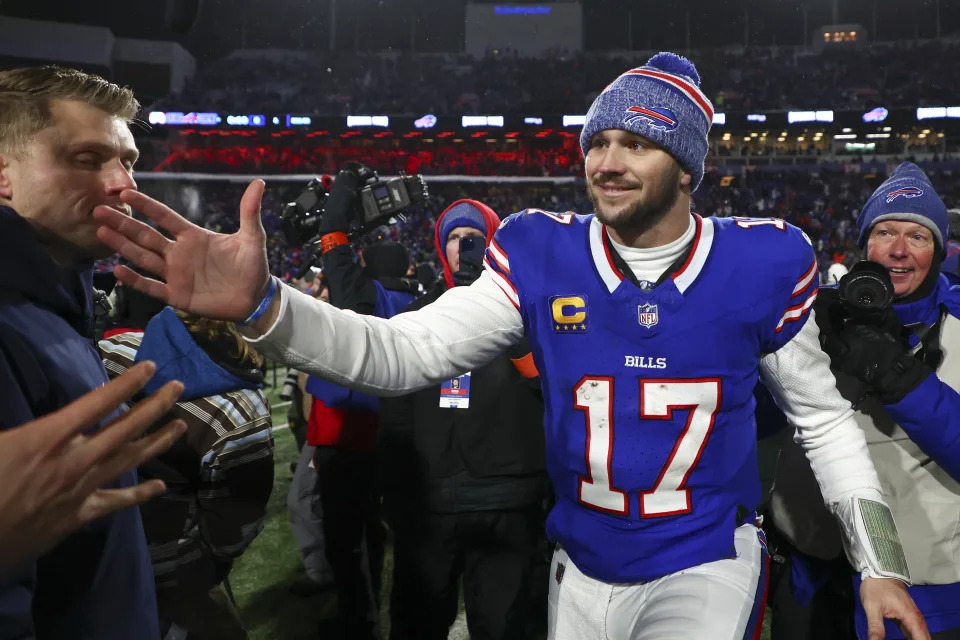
{"left": 860, "top": 576, "right": 929, "bottom": 640}
{"left": 93, "top": 180, "right": 271, "bottom": 321}
{"left": 0, "top": 362, "right": 187, "bottom": 570}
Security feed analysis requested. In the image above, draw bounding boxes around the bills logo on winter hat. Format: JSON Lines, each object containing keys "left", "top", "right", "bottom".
{"left": 623, "top": 106, "right": 678, "bottom": 132}
{"left": 580, "top": 52, "right": 713, "bottom": 190}
{"left": 885, "top": 187, "right": 924, "bottom": 204}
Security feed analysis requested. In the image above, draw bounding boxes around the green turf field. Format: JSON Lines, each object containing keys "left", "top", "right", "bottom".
{"left": 228, "top": 366, "right": 772, "bottom": 639}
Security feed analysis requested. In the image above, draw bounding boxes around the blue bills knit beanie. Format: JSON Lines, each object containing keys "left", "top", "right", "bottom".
{"left": 857, "top": 162, "right": 948, "bottom": 252}
{"left": 580, "top": 52, "right": 713, "bottom": 190}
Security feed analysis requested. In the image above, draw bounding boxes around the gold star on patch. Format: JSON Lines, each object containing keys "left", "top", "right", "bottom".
{"left": 580, "top": 324, "right": 586, "bottom": 330}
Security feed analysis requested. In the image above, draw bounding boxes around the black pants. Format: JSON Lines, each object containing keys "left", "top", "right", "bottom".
{"left": 313, "top": 446, "right": 384, "bottom": 640}
{"left": 389, "top": 507, "right": 542, "bottom": 640}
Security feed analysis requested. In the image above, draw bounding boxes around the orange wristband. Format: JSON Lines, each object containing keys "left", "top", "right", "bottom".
{"left": 320, "top": 232, "right": 349, "bottom": 254}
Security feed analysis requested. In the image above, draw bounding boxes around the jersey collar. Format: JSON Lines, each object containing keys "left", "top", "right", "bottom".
{"left": 588, "top": 214, "right": 715, "bottom": 295}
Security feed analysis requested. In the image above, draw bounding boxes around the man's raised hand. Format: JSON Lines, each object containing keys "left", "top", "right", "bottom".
{"left": 0, "top": 362, "right": 187, "bottom": 569}
{"left": 93, "top": 180, "right": 271, "bottom": 321}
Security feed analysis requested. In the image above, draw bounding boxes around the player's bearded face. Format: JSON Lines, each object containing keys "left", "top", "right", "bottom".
{"left": 585, "top": 131, "right": 685, "bottom": 237}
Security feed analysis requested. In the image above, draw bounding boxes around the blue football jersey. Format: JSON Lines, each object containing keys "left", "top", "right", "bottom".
{"left": 484, "top": 210, "right": 819, "bottom": 583}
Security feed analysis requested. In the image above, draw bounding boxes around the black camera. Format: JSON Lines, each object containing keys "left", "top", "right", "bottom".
{"left": 838, "top": 261, "right": 895, "bottom": 318}
{"left": 280, "top": 164, "right": 427, "bottom": 247}
{"left": 833, "top": 260, "right": 905, "bottom": 340}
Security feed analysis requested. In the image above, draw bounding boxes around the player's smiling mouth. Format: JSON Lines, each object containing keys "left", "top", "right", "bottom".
{"left": 596, "top": 183, "right": 637, "bottom": 197}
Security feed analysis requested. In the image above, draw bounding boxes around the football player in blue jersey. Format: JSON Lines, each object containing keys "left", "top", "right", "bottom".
{"left": 93, "top": 53, "right": 929, "bottom": 639}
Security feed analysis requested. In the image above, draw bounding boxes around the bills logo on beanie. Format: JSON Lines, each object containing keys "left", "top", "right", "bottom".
{"left": 885, "top": 187, "right": 924, "bottom": 204}
{"left": 580, "top": 52, "right": 713, "bottom": 190}
{"left": 856, "top": 162, "right": 948, "bottom": 253}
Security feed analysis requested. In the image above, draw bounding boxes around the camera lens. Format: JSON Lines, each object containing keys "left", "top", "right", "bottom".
{"left": 838, "top": 261, "right": 894, "bottom": 312}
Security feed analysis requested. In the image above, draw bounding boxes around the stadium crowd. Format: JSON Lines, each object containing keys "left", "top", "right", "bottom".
{"left": 151, "top": 39, "right": 960, "bottom": 116}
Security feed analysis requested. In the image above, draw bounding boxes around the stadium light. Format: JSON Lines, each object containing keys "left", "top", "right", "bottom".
{"left": 462, "top": 115, "right": 504, "bottom": 127}
{"left": 917, "top": 107, "right": 947, "bottom": 120}
{"left": 563, "top": 115, "right": 587, "bottom": 127}
{"left": 713, "top": 113, "right": 726, "bottom": 125}
{"left": 347, "top": 115, "right": 389, "bottom": 127}
{"left": 286, "top": 115, "right": 312, "bottom": 126}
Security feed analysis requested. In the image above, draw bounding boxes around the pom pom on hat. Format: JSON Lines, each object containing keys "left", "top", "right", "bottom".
{"left": 645, "top": 52, "right": 701, "bottom": 86}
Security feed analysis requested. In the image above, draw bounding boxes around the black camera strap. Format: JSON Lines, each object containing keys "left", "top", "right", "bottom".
{"left": 904, "top": 303, "right": 948, "bottom": 370}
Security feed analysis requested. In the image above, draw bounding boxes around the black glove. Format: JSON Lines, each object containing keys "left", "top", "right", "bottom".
{"left": 452, "top": 262, "right": 482, "bottom": 287}
{"left": 825, "top": 322, "right": 933, "bottom": 405}
{"left": 317, "top": 162, "right": 373, "bottom": 236}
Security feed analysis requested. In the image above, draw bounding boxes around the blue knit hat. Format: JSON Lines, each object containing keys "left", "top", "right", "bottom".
{"left": 856, "top": 162, "right": 948, "bottom": 252}
{"left": 439, "top": 202, "right": 488, "bottom": 245}
{"left": 579, "top": 52, "right": 714, "bottom": 190}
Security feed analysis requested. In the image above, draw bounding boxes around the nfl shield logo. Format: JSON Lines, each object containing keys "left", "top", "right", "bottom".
{"left": 638, "top": 303, "right": 659, "bottom": 328}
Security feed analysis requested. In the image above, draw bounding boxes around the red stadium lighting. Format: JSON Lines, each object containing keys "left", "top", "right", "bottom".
{"left": 470, "top": 131, "right": 489, "bottom": 138}
{"left": 505, "top": 131, "right": 521, "bottom": 138}
{"left": 437, "top": 131, "right": 456, "bottom": 138}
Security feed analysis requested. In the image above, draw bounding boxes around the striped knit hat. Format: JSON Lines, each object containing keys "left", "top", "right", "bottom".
{"left": 580, "top": 52, "right": 714, "bottom": 190}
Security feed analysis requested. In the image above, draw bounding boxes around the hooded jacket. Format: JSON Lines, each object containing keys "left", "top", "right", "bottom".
{"left": 99, "top": 308, "right": 273, "bottom": 596}
{"left": 0, "top": 206, "right": 158, "bottom": 639}
{"left": 380, "top": 200, "right": 547, "bottom": 513}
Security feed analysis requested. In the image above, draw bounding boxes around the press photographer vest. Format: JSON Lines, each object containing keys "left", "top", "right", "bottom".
{"left": 771, "top": 314, "right": 960, "bottom": 584}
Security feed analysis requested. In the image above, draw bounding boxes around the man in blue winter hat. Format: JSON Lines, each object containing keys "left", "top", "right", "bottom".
{"left": 97, "top": 53, "right": 930, "bottom": 639}
{"left": 770, "top": 162, "right": 960, "bottom": 640}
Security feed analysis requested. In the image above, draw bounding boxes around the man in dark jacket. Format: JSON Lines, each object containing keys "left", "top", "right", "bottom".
{"left": 0, "top": 69, "right": 159, "bottom": 637}
{"left": 380, "top": 200, "right": 549, "bottom": 640}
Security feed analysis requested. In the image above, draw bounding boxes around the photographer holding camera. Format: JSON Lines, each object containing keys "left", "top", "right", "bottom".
{"left": 288, "top": 163, "right": 419, "bottom": 640}
{"left": 380, "top": 200, "right": 549, "bottom": 640}
{"left": 768, "top": 163, "right": 960, "bottom": 640}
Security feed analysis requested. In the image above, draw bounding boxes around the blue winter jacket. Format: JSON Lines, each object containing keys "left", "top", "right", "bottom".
{"left": 0, "top": 207, "right": 159, "bottom": 639}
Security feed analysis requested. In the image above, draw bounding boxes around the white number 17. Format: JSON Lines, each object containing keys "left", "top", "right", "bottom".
{"left": 574, "top": 377, "right": 721, "bottom": 518}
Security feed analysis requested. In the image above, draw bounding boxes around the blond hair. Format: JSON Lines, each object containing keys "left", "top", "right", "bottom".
{"left": 177, "top": 313, "right": 265, "bottom": 368}
{"left": 0, "top": 66, "right": 140, "bottom": 157}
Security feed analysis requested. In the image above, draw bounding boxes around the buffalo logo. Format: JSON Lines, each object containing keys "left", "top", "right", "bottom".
{"left": 638, "top": 303, "right": 659, "bottom": 328}
{"left": 862, "top": 107, "right": 889, "bottom": 123}
{"left": 550, "top": 295, "right": 587, "bottom": 333}
{"left": 623, "top": 106, "right": 678, "bottom": 132}
{"left": 885, "top": 187, "right": 924, "bottom": 203}
{"left": 414, "top": 113, "right": 437, "bottom": 129}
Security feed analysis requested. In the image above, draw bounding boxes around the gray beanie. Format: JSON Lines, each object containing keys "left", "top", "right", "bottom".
{"left": 579, "top": 52, "right": 713, "bottom": 190}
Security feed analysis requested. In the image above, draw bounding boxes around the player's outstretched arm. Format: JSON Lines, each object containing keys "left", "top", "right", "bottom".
{"left": 92, "top": 181, "right": 271, "bottom": 322}
{"left": 243, "top": 270, "right": 525, "bottom": 395}
{"left": 860, "top": 577, "right": 929, "bottom": 640}
{"left": 0, "top": 361, "right": 187, "bottom": 570}
{"left": 760, "top": 313, "right": 928, "bottom": 628}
